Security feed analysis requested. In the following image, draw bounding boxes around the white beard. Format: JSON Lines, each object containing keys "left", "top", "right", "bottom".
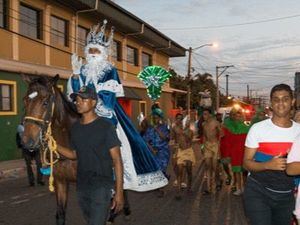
{"left": 82, "top": 53, "right": 111, "bottom": 86}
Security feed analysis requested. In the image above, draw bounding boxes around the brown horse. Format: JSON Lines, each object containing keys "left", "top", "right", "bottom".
{"left": 22, "top": 75, "right": 79, "bottom": 225}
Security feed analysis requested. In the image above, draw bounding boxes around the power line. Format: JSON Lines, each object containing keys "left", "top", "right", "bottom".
{"left": 159, "top": 13, "right": 300, "bottom": 31}
{"left": 191, "top": 55, "right": 207, "bottom": 73}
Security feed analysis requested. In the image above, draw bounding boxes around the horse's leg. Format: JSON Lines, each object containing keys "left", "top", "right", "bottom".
{"left": 55, "top": 180, "right": 68, "bottom": 225}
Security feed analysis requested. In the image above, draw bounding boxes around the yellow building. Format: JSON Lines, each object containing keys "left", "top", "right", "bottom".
{"left": 0, "top": 0, "right": 186, "bottom": 160}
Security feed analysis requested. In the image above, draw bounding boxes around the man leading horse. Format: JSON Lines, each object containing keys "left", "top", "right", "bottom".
{"left": 57, "top": 86, "right": 124, "bottom": 225}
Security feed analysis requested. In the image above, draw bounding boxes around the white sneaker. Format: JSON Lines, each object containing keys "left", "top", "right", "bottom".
{"left": 173, "top": 180, "right": 178, "bottom": 187}
{"left": 181, "top": 182, "right": 187, "bottom": 188}
{"left": 233, "top": 189, "right": 243, "bottom": 196}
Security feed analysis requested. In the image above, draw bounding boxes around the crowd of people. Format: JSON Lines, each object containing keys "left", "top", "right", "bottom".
{"left": 17, "top": 19, "right": 300, "bottom": 225}
{"left": 194, "top": 83, "right": 300, "bottom": 225}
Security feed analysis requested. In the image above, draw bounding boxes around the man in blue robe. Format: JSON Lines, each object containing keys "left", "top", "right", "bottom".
{"left": 67, "top": 20, "right": 168, "bottom": 192}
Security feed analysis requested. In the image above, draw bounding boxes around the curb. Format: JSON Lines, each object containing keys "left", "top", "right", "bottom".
{"left": 0, "top": 159, "right": 28, "bottom": 181}
{"left": 0, "top": 167, "right": 27, "bottom": 180}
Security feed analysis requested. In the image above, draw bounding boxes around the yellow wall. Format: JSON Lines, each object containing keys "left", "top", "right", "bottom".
{"left": 0, "top": 0, "right": 170, "bottom": 75}
{"left": 19, "top": 37, "right": 46, "bottom": 64}
{"left": 155, "top": 53, "right": 169, "bottom": 68}
{"left": 0, "top": 29, "right": 13, "bottom": 59}
{"left": 50, "top": 48, "right": 71, "bottom": 69}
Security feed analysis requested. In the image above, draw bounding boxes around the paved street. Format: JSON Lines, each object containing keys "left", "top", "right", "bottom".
{"left": 0, "top": 161, "right": 248, "bottom": 225}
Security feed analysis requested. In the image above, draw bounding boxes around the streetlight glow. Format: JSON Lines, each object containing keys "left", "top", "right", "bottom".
{"left": 192, "top": 43, "right": 216, "bottom": 51}
{"left": 212, "top": 42, "right": 218, "bottom": 48}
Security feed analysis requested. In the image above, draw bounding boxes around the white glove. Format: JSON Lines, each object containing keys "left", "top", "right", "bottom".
{"left": 71, "top": 53, "right": 82, "bottom": 75}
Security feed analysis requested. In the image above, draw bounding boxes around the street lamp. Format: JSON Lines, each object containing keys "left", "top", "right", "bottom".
{"left": 186, "top": 43, "right": 217, "bottom": 115}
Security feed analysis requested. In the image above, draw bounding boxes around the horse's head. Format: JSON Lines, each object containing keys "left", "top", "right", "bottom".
{"left": 22, "top": 74, "right": 59, "bottom": 150}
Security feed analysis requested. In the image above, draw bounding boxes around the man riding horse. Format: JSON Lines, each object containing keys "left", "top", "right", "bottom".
{"left": 67, "top": 20, "right": 168, "bottom": 192}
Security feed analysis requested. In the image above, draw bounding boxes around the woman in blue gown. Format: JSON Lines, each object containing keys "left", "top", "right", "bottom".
{"left": 142, "top": 108, "right": 170, "bottom": 177}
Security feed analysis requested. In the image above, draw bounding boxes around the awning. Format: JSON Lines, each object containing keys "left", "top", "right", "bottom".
{"left": 122, "top": 87, "right": 142, "bottom": 101}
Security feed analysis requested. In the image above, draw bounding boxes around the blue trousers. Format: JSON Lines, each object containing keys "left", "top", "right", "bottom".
{"left": 77, "top": 187, "right": 111, "bottom": 225}
{"left": 243, "top": 177, "right": 295, "bottom": 225}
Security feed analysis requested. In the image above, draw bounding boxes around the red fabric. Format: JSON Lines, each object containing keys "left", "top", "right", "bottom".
{"left": 220, "top": 127, "right": 231, "bottom": 158}
{"left": 229, "top": 133, "right": 247, "bottom": 167}
{"left": 258, "top": 142, "right": 292, "bottom": 156}
{"left": 118, "top": 99, "right": 132, "bottom": 117}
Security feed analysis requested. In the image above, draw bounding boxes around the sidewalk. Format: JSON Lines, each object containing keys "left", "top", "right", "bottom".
{"left": 0, "top": 159, "right": 27, "bottom": 181}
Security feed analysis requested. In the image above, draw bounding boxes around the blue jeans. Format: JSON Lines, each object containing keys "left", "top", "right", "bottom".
{"left": 243, "top": 177, "right": 295, "bottom": 225}
{"left": 77, "top": 187, "right": 112, "bottom": 225}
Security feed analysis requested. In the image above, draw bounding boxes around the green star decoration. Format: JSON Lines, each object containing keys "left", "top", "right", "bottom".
{"left": 138, "top": 66, "right": 172, "bottom": 101}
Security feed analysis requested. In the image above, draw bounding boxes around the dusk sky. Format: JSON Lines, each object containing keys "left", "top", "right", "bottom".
{"left": 115, "top": 0, "right": 300, "bottom": 99}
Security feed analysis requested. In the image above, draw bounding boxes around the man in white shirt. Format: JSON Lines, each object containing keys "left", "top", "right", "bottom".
{"left": 243, "top": 84, "right": 300, "bottom": 225}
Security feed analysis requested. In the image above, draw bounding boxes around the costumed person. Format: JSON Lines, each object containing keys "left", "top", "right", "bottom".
{"left": 67, "top": 20, "right": 168, "bottom": 192}
{"left": 139, "top": 117, "right": 150, "bottom": 137}
{"left": 202, "top": 108, "right": 222, "bottom": 194}
{"left": 142, "top": 106, "right": 170, "bottom": 197}
{"left": 219, "top": 123, "right": 233, "bottom": 186}
{"left": 224, "top": 108, "right": 250, "bottom": 196}
{"left": 171, "top": 113, "right": 196, "bottom": 199}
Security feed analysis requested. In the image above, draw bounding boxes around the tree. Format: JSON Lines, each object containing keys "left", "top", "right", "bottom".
{"left": 169, "top": 69, "right": 227, "bottom": 110}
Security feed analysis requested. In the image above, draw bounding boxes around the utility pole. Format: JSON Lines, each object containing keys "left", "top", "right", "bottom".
{"left": 186, "top": 43, "right": 215, "bottom": 115}
{"left": 247, "top": 84, "right": 249, "bottom": 102}
{"left": 216, "top": 65, "right": 234, "bottom": 111}
{"left": 225, "top": 74, "right": 229, "bottom": 97}
{"left": 187, "top": 47, "right": 192, "bottom": 115}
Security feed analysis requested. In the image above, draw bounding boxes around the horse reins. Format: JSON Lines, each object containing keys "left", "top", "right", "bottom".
{"left": 24, "top": 87, "right": 60, "bottom": 192}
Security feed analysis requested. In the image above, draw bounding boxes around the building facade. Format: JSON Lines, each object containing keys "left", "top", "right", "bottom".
{"left": 0, "top": 0, "right": 186, "bottom": 161}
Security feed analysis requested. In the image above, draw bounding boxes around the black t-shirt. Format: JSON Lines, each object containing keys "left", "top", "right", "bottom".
{"left": 70, "top": 117, "right": 121, "bottom": 190}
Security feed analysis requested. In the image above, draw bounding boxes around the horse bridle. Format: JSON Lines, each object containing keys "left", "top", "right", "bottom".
{"left": 23, "top": 86, "right": 60, "bottom": 192}
{"left": 23, "top": 87, "right": 56, "bottom": 146}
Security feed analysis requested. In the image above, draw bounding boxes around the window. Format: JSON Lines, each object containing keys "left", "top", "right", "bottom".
{"left": 0, "top": 0, "right": 8, "bottom": 28}
{"left": 77, "top": 26, "right": 88, "bottom": 49}
{"left": 19, "top": 4, "right": 42, "bottom": 39}
{"left": 139, "top": 101, "right": 147, "bottom": 117}
{"left": 51, "top": 15, "right": 68, "bottom": 47}
{"left": 0, "top": 80, "right": 17, "bottom": 115}
{"left": 112, "top": 40, "right": 122, "bottom": 62}
{"left": 142, "top": 52, "right": 152, "bottom": 68}
{"left": 127, "top": 46, "right": 138, "bottom": 66}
